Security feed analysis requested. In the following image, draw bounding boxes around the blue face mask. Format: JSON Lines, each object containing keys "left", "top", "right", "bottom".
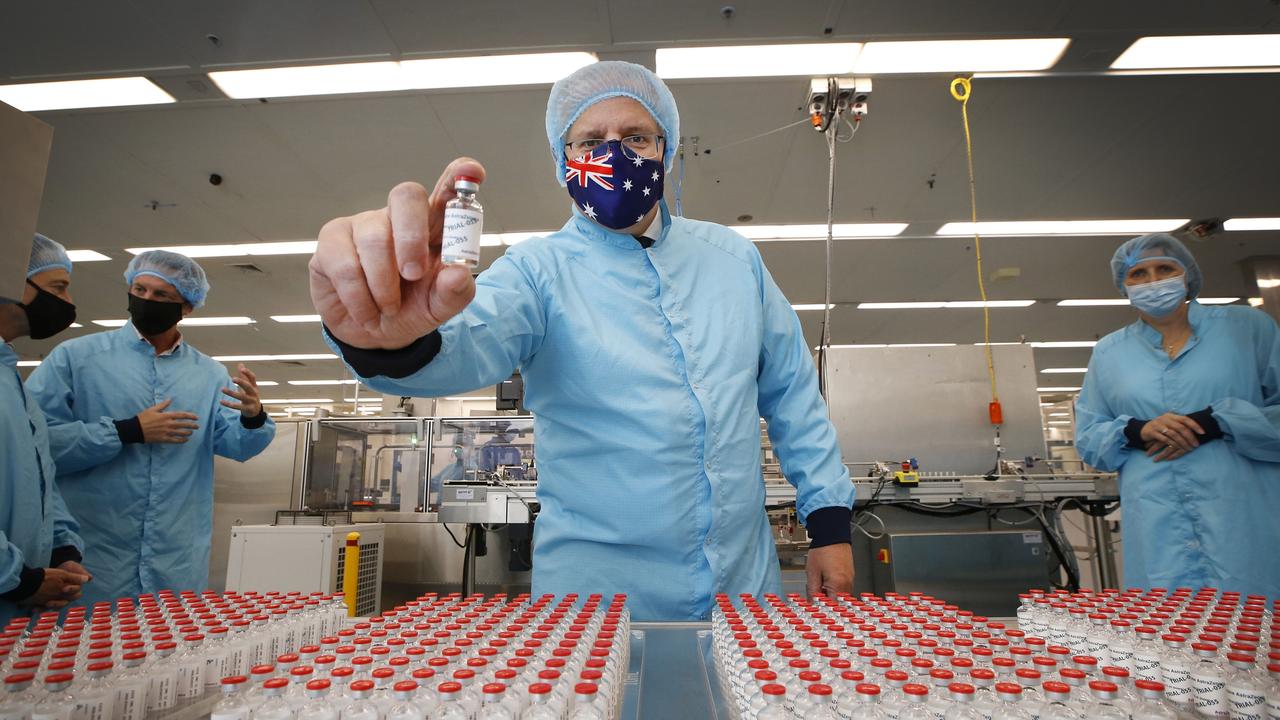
{"left": 1128, "top": 275, "right": 1187, "bottom": 317}
{"left": 564, "top": 140, "right": 664, "bottom": 230}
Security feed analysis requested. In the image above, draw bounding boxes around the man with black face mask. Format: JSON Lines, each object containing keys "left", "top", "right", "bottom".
{"left": 26, "top": 250, "right": 275, "bottom": 607}
{"left": 1, "top": 234, "right": 91, "bottom": 623}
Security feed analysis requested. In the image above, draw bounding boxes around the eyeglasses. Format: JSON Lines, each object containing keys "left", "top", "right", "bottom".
{"left": 564, "top": 134, "right": 664, "bottom": 160}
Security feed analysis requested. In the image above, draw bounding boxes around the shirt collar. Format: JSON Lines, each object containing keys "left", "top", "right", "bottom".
{"left": 568, "top": 201, "right": 670, "bottom": 251}
{"left": 130, "top": 322, "right": 185, "bottom": 357}
{"left": 1134, "top": 300, "right": 1203, "bottom": 346}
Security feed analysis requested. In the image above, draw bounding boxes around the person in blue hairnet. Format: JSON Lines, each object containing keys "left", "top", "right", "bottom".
{"left": 1075, "top": 233, "right": 1280, "bottom": 597}
{"left": 308, "top": 61, "right": 854, "bottom": 620}
{"left": 1, "top": 234, "right": 90, "bottom": 623}
{"left": 26, "top": 250, "right": 275, "bottom": 606}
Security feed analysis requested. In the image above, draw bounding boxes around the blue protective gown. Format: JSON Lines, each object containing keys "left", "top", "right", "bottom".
{"left": 329, "top": 204, "right": 854, "bottom": 620}
{"left": 1, "top": 343, "right": 84, "bottom": 623}
{"left": 25, "top": 324, "right": 275, "bottom": 606}
{"left": 1075, "top": 302, "right": 1280, "bottom": 596}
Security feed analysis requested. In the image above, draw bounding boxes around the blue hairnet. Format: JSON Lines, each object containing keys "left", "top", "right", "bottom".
{"left": 545, "top": 61, "right": 680, "bottom": 187}
{"left": 124, "top": 250, "right": 210, "bottom": 308}
{"left": 27, "top": 233, "right": 72, "bottom": 278}
{"left": 1110, "top": 233, "right": 1202, "bottom": 299}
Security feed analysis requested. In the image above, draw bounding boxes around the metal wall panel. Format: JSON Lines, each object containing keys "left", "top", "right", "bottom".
{"left": 825, "top": 345, "right": 1046, "bottom": 475}
{"left": 208, "top": 420, "right": 307, "bottom": 590}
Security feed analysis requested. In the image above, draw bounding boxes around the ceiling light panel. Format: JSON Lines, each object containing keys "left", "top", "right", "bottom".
{"left": 0, "top": 77, "right": 175, "bottom": 112}
{"left": 853, "top": 38, "right": 1070, "bottom": 74}
{"left": 65, "top": 250, "right": 112, "bottom": 262}
{"left": 1225, "top": 218, "right": 1280, "bottom": 231}
{"left": 731, "top": 223, "right": 907, "bottom": 240}
{"left": 937, "top": 219, "right": 1188, "bottom": 236}
{"left": 656, "top": 43, "right": 861, "bottom": 79}
{"left": 1112, "top": 34, "right": 1280, "bottom": 70}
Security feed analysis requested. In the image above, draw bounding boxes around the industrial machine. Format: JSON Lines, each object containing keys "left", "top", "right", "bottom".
{"left": 224, "top": 515, "right": 385, "bottom": 616}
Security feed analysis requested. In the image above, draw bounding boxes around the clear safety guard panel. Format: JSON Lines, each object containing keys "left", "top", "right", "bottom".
{"left": 304, "top": 418, "right": 429, "bottom": 512}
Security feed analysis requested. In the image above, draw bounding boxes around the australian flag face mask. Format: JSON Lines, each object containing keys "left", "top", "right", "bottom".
{"left": 564, "top": 140, "right": 664, "bottom": 230}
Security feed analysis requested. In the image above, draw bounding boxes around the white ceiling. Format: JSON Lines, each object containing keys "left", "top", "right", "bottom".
{"left": 5, "top": 0, "right": 1279, "bottom": 406}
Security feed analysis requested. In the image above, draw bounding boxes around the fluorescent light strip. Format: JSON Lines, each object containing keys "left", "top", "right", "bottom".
{"left": 656, "top": 43, "right": 860, "bottom": 79}
{"left": 1225, "top": 218, "right": 1280, "bottom": 232}
{"left": 1058, "top": 299, "right": 1129, "bottom": 307}
{"left": 936, "top": 219, "right": 1188, "bottom": 236}
{"left": 1197, "top": 298, "right": 1240, "bottom": 305}
{"left": 1041, "top": 368, "right": 1087, "bottom": 374}
{"left": 1048, "top": 412, "right": 1071, "bottom": 417}
{"left": 270, "top": 315, "right": 322, "bottom": 323}
{"left": 180, "top": 316, "right": 256, "bottom": 327}
{"left": 65, "top": 250, "right": 111, "bottom": 262}
{"left": 125, "top": 240, "right": 317, "bottom": 258}
{"left": 90, "top": 316, "right": 255, "bottom": 328}
{"left": 731, "top": 223, "right": 907, "bottom": 240}
{"left": 260, "top": 398, "right": 337, "bottom": 405}
{"left": 853, "top": 38, "right": 1070, "bottom": 74}
{"left": 1047, "top": 421, "right": 1073, "bottom": 426}
{"left": 1030, "top": 341, "right": 1098, "bottom": 348}
{"left": 1257, "top": 279, "right": 1280, "bottom": 289}
{"left": 1112, "top": 34, "right": 1280, "bottom": 71}
{"left": 1037, "top": 386, "right": 1082, "bottom": 393}
{"left": 858, "top": 300, "right": 1034, "bottom": 309}
{"left": 344, "top": 397, "right": 384, "bottom": 403}
{"left": 256, "top": 381, "right": 279, "bottom": 386}
{"left": 0, "top": 77, "right": 175, "bottom": 112}
{"left": 288, "top": 379, "right": 357, "bottom": 386}
{"left": 1250, "top": 298, "right": 1264, "bottom": 307}
{"left": 209, "top": 52, "right": 595, "bottom": 100}
{"left": 16, "top": 360, "right": 41, "bottom": 367}
{"left": 791, "top": 304, "right": 834, "bottom": 311}
{"left": 212, "top": 353, "right": 338, "bottom": 362}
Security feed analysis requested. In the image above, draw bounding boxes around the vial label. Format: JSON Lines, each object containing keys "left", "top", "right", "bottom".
{"left": 1264, "top": 694, "right": 1280, "bottom": 719}
{"left": 1161, "top": 662, "right": 1193, "bottom": 703}
{"left": 115, "top": 684, "right": 146, "bottom": 720}
{"left": 1134, "top": 650, "right": 1162, "bottom": 681}
{"left": 31, "top": 708, "right": 73, "bottom": 720}
{"left": 1, "top": 710, "right": 31, "bottom": 720}
{"left": 1110, "top": 645, "right": 1135, "bottom": 671}
{"left": 210, "top": 711, "right": 249, "bottom": 720}
{"left": 205, "top": 652, "right": 229, "bottom": 686}
{"left": 79, "top": 696, "right": 112, "bottom": 720}
{"left": 1226, "top": 685, "right": 1265, "bottom": 720}
{"left": 441, "top": 207, "right": 483, "bottom": 266}
{"left": 178, "top": 662, "right": 205, "bottom": 699}
{"left": 148, "top": 673, "right": 176, "bottom": 711}
{"left": 1191, "top": 670, "right": 1227, "bottom": 717}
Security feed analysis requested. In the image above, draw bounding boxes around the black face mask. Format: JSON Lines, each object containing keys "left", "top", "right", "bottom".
{"left": 20, "top": 279, "right": 77, "bottom": 340}
{"left": 127, "top": 293, "right": 184, "bottom": 336}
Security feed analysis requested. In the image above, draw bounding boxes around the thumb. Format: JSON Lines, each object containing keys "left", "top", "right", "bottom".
{"left": 423, "top": 264, "right": 476, "bottom": 328}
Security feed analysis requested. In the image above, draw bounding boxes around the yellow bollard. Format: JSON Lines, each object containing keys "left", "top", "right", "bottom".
{"left": 343, "top": 531, "right": 360, "bottom": 617}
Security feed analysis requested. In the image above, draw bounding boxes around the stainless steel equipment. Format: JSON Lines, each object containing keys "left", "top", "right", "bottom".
{"left": 868, "top": 530, "right": 1048, "bottom": 617}
{"left": 210, "top": 419, "right": 307, "bottom": 591}
{"left": 303, "top": 418, "right": 429, "bottom": 512}
{"left": 225, "top": 520, "right": 385, "bottom": 616}
{"left": 823, "top": 345, "right": 1047, "bottom": 475}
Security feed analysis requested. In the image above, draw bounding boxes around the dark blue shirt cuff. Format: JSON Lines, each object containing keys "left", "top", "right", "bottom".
{"left": 49, "top": 545, "right": 82, "bottom": 567}
{"left": 240, "top": 409, "right": 269, "bottom": 430}
{"left": 1124, "top": 418, "right": 1148, "bottom": 449}
{"left": 324, "top": 325, "right": 442, "bottom": 380}
{"left": 0, "top": 566, "right": 43, "bottom": 602}
{"left": 114, "top": 416, "right": 144, "bottom": 444}
{"left": 807, "top": 506, "right": 852, "bottom": 548}
{"left": 1187, "top": 407, "right": 1224, "bottom": 441}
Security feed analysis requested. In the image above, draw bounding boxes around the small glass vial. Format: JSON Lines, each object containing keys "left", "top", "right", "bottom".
{"left": 442, "top": 175, "right": 484, "bottom": 269}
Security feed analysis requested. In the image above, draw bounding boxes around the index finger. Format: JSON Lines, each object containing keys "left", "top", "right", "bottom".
{"left": 388, "top": 181, "right": 433, "bottom": 283}
{"left": 426, "top": 157, "right": 487, "bottom": 248}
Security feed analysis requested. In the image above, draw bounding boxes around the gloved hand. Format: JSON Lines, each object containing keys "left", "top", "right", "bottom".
{"left": 310, "top": 158, "right": 486, "bottom": 350}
